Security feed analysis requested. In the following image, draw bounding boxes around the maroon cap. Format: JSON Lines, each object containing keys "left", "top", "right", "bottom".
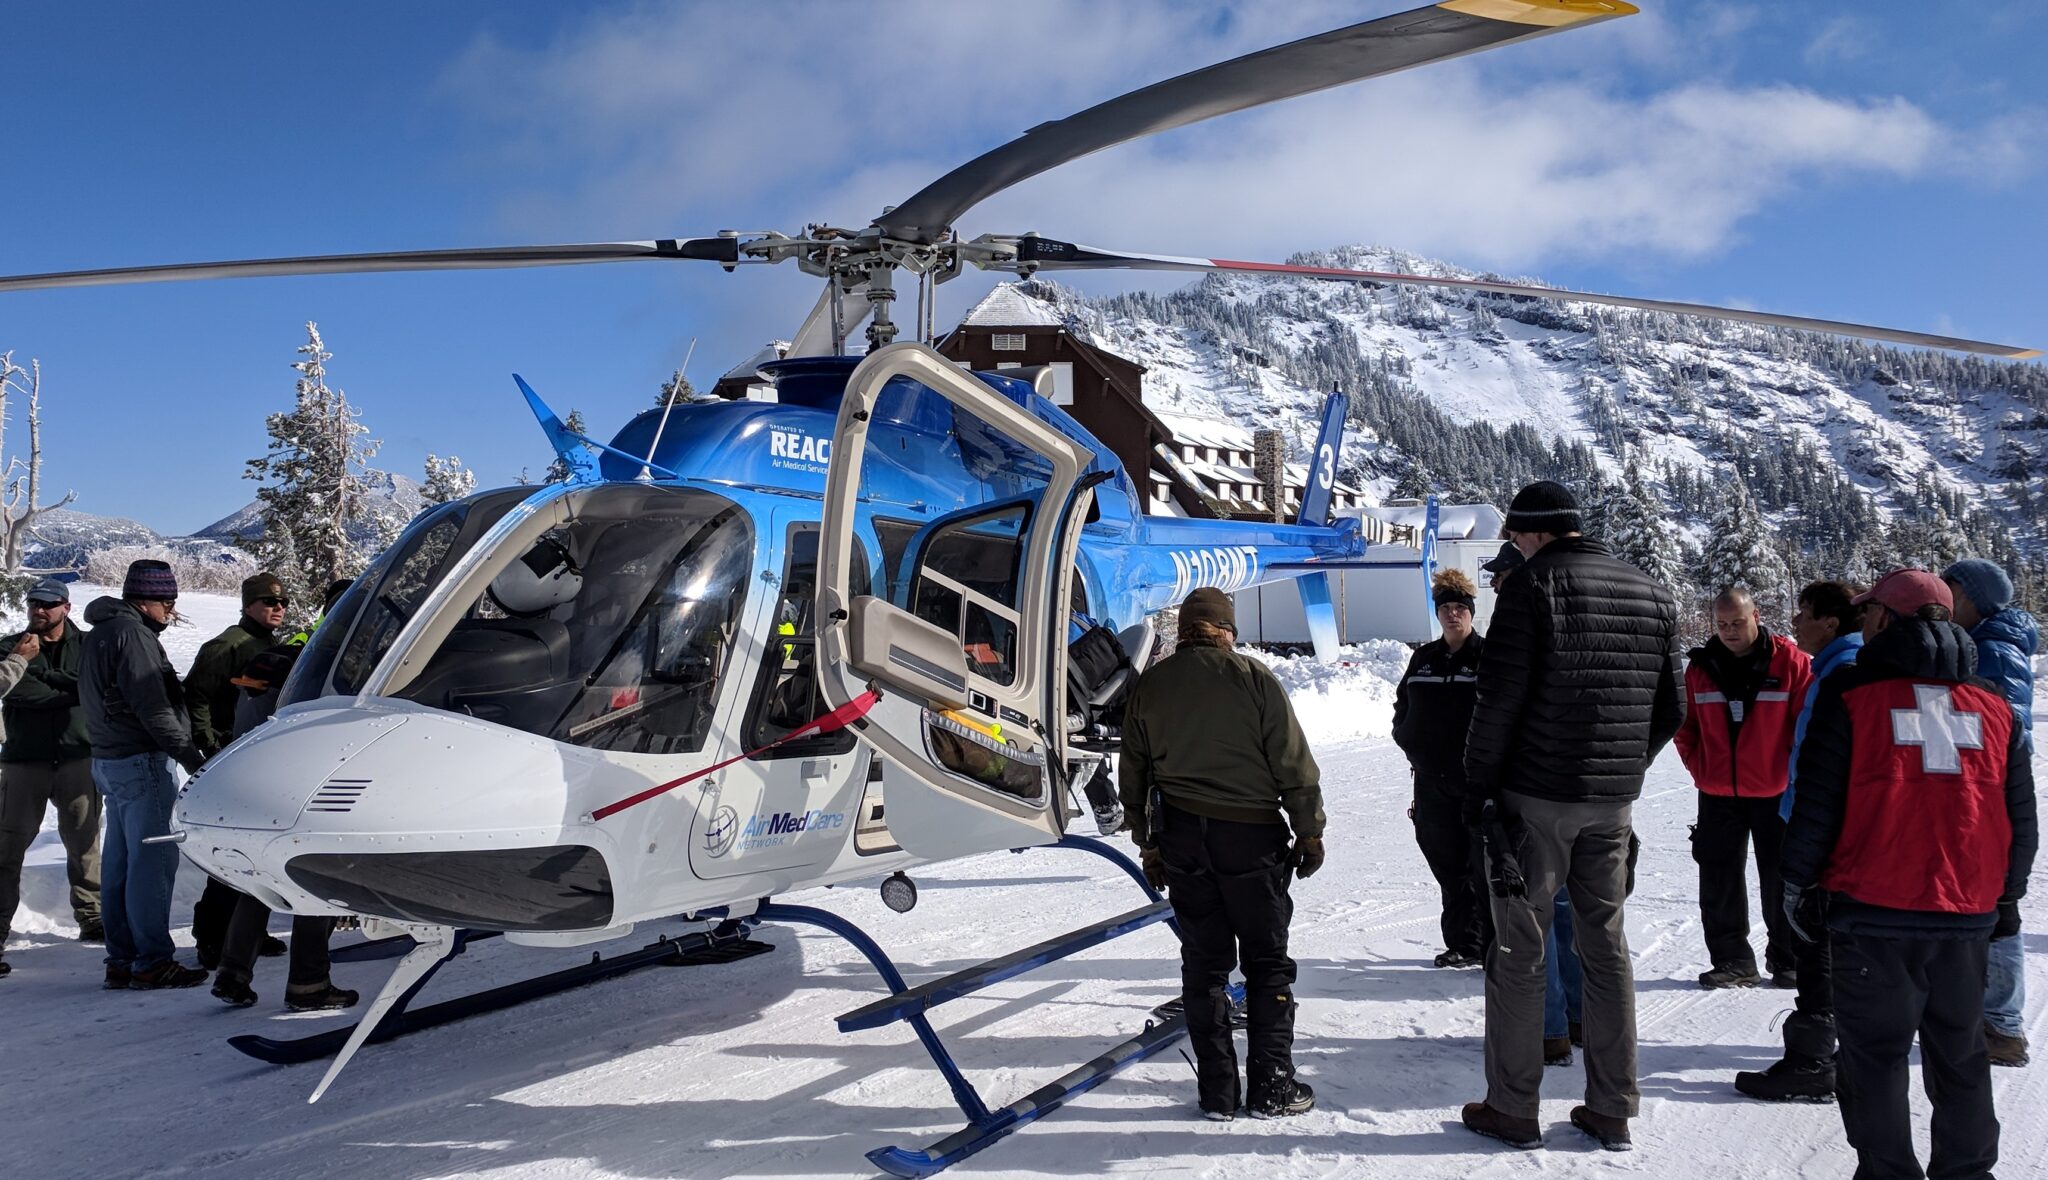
{"left": 1852, "top": 568, "right": 1952, "bottom": 616}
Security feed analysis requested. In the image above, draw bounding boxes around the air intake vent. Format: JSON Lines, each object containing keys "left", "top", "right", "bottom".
{"left": 307, "top": 779, "right": 372, "bottom": 813}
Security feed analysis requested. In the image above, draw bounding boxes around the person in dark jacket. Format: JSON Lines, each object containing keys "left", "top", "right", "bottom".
{"left": 210, "top": 619, "right": 358, "bottom": 1013}
{"left": 81, "top": 560, "right": 208, "bottom": 990}
{"left": 1944, "top": 557, "right": 2037, "bottom": 1068}
{"left": 0, "top": 578, "right": 100, "bottom": 977}
{"left": 1394, "top": 568, "right": 1491, "bottom": 968}
{"left": 1459, "top": 480, "right": 1683, "bottom": 1154}
{"left": 1121, "top": 587, "right": 1325, "bottom": 1122}
{"left": 1782, "top": 568, "right": 2037, "bottom": 1180}
{"left": 183, "top": 572, "right": 289, "bottom": 968}
{"left": 1736, "top": 579, "right": 1864, "bottom": 1102}
{"left": 1674, "top": 585, "right": 1814, "bottom": 988}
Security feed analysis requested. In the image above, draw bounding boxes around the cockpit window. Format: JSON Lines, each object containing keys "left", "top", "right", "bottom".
{"left": 396, "top": 487, "right": 753, "bottom": 755}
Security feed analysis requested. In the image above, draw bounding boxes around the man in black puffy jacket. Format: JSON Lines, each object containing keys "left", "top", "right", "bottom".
{"left": 1458, "top": 481, "right": 1683, "bottom": 1153}
{"left": 1394, "top": 567, "right": 1489, "bottom": 968}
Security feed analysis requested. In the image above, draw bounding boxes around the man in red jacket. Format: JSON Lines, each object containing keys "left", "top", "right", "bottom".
{"left": 1675, "top": 585, "right": 1814, "bottom": 988}
{"left": 1782, "top": 568, "right": 2036, "bottom": 1179}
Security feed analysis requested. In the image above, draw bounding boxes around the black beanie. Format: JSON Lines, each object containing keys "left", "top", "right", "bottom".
{"left": 1504, "top": 480, "right": 1581, "bottom": 535}
{"left": 1179, "top": 587, "right": 1236, "bottom": 633}
{"left": 1433, "top": 584, "right": 1476, "bottom": 610}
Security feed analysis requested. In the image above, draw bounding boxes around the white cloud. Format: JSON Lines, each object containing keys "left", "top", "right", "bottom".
{"left": 1802, "top": 16, "right": 1873, "bottom": 70}
{"left": 437, "top": 1, "right": 2037, "bottom": 290}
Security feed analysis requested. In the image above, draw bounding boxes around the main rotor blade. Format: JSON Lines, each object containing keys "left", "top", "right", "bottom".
{"left": 876, "top": 0, "right": 1636, "bottom": 242}
{"left": 1013, "top": 239, "right": 2041, "bottom": 360}
{"left": 0, "top": 239, "right": 742, "bottom": 294}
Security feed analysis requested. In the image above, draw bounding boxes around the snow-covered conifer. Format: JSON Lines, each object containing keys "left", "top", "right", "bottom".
{"left": 243, "top": 323, "right": 389, "bottom": 623}
{"left": 1604, "top": 454, "right": 1687, "bottom": 597}
{"left": 544, "top": 410, "right": 587, "bottom": 484}
{"left": 421, "top": 454, "right": 476, "bottom": 505}
{"left": 1698, "top": 473, "right": 1790, "bottom": 621}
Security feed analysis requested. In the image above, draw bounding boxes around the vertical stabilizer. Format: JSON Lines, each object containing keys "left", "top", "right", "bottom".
{"left": 1294, "top": 389, "right": 1349, "bottom": 526}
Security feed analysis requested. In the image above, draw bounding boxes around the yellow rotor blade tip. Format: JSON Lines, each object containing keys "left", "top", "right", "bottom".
{"left": 1438, "top": 0, "right": 1640, "bottom": 27}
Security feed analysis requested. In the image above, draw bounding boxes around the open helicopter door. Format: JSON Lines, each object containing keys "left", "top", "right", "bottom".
{"left": 816, "top": 343, "right": 1093, "bottom": 860}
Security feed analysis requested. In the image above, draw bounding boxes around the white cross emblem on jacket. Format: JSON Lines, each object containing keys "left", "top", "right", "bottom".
{"left": 1890, "top": 684, "right": 1985, "bottom": 775}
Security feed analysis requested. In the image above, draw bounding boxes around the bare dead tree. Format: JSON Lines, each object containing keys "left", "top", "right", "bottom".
{"left": 0, "top": 352, "right": 78, "bottom": 575}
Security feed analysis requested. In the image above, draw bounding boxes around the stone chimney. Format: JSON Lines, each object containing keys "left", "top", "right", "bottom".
{"left": 1253, "top": 428, "right": 1287, "bottom": 522}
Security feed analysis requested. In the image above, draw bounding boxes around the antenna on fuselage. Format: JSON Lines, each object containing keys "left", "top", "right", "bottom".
{"left": 639, "top": 336, "right": 697, "bottom": 482}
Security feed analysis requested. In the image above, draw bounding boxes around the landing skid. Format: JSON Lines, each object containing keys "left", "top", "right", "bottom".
{"left": 760, "top": 834, "right": 1210, "bottom": 1178}
{"left": 229, "top": 923, "right": 770, "bottom": 1067}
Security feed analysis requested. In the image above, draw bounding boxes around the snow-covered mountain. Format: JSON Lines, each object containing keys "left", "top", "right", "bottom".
{"left": 997, "top": 248, "right": 2047, "bottom": 598}
{"left": 193, "top": 469, "right": 425, "bottom": 544}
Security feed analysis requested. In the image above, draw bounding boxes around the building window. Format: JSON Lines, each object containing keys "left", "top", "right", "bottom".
{"left": 992, "top": 333, "right": 1027, "bottom": 352}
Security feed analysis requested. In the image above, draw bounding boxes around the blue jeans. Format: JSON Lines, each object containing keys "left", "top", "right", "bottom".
{"left": 1986, "top": 933, "right": 2026, "bottom": 1038}
{"left": 1545, "top": 890, "right": 1584, "bottom": 1039}
{"left": 93, "top": 754, "right": 182, "bottom": 973}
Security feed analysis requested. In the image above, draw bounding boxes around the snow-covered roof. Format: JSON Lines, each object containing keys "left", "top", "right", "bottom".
{"left": 961, "top": 283, "right": 1066, "bottom": 328}
{"left": 1154, "top": 411, "right": 1253, "bottom": 452}
{"left": 1349, "top": 502, "right": 1504, "bottom": 540}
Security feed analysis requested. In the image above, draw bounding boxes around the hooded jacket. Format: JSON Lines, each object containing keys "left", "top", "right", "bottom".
{"left": 1971, "top": 608, "right": 2037, "bottom": 754}
{"left": 1781, "top": 616, "right": 2037, "bottom": 937}
{"left": 1, "top": 622, "right": 92, "bottom": 763}
{"left": 78, "top": 597, "right": 204, "bottom": 771}
{"left": 1392, "top": 632, "right": 1484, "bottom": 782}
{"left": 1674, "top": 631, "right": 1812, "bottom": 798}
{"left": 1463, "top": 536, "right": 1685, "bottom": 803}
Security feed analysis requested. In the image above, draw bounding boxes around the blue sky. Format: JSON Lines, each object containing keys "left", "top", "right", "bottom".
{"left": 2, "top": 1, "right": 2042, "bottom": 533}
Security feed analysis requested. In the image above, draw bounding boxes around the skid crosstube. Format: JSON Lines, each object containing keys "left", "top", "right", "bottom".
{"left": 229, "top": 926, "right": 770, "bottom": 1066}
{"left": 761, "top": 834, "right": 1185, "bottom": 1176}
{"left": 327, "top": 928, "right": 500, "bottom": 964}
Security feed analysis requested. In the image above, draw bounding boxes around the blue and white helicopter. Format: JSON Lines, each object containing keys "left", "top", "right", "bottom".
{"left": 4, "top": 2, "right": 2033, "bottom": 1173}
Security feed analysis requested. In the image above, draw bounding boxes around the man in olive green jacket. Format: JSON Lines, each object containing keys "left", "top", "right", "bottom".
{"left": 1, "top": 578, "right": 102, "bottom": 976}
{"left": 1120, "top": 587, "right": 1325, "bottom": 1122}
{"left": 182, "top": 572, "right": 289, "bottom": 966}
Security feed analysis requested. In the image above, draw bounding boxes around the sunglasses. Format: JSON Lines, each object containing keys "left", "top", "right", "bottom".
{"left": 255, "top": 596, "right": 290, "bottom": 608}
{"left": 27, "top": 599, "right": 66, "bottom": 609}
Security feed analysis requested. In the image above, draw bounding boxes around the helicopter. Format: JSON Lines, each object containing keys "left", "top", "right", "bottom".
{"left": 4, "top": 1, "right": 2037, "bottom": 1175}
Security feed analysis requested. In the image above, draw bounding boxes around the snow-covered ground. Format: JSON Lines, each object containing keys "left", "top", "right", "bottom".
{"left": 2, "top": 628, "right": 2044, "bottom": 1179}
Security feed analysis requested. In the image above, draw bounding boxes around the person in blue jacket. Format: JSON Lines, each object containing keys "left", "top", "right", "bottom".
{"left": 1737, "top": 579, "right": 1864, "bottom": 1101}
{"left": 1945, "top": 558, "right": 2038, "bottom": 1068}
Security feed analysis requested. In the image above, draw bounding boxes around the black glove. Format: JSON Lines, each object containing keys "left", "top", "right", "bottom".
{"left": 1140, "top": 847, "right": 1167, "bottom": 894}
{"left": 1784, "top": 883, "right": 1826, "bottom": 944}
{"left": 1993, "top": 899, "right": 2022, "bottom": 941}
{"left": 1292, "top": 836, "right": 1325, "bottom": 880}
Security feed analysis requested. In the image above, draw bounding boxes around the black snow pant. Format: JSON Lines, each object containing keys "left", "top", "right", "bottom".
{"left": 1693, "top": 793, "right": 1797, "bottom": 975}
{"left": 1412, "top": 770, "right": 1490, "bottom": 959}
{"left": 191, "top": 876, "right": 243, "bottom": 960}
{"left": 218, "top": 893, "right": 335, "bottom": 990}
{"left": 1832, "top": 929, "right": 1997, "bottom": 1180}
{"left": 1783, "top": 924, "right": 1836, "bottom": 1063}
{"left": 1158, "top": 802, "right": 1297, "bottom": 1112}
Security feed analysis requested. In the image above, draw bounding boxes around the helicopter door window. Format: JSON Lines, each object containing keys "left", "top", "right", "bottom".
{"left": 906, "top": 504, "right": 1026, "bottom": 688}
{"left": 332, "top": 516, "right": 460, "bottom": 697}
{"left": 743, "top": 527, "right": 871, "bottom": 757}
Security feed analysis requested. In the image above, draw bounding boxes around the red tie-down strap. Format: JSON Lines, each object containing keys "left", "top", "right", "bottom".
{"left": 590, "top": 689, "right": 881, "bottom": 822}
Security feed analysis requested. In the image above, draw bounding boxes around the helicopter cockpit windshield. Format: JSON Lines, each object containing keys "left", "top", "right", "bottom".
{"left": 299, "top": 483, "right": 754, "bottom": 755}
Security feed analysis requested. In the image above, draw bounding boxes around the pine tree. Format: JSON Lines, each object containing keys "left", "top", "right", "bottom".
{"left": 654, "top": 370, "right": 697, "bottom": 408}
{"left": 1698, "top": 473, "right": 1790, "bottom": 621}
{"left": 243, "top": 322, "right": 388, "bottom": 624}
{"left": 1604, "top": 455, "right": 1687, "bottom": 596}
{"left": 421, "top": 454, "right": 476, "bottom": 506}
{"left": 544, "top": 409, "right": 587, "bottom": 484}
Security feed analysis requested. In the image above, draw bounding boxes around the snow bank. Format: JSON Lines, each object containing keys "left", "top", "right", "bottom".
{"left": 1244, "top": 640, "right": 1411, "bottom": 744}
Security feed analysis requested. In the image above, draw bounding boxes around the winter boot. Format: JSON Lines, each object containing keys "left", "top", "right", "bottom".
{"left": 1246, "top": 1069, "right": 1315, "bottom": 1119}
{"left": 1570, "top": 1105, "right": 1632, "bottom": 1152}
{"left": 1698, "top": 961, "right": 1761, "bottom": 989}
{"left": 1986, "top": 1025, "right": 2031, "bottom": 1067}
{"left": 0, "top": 957, "right": 10, "bottom": 978}
{"left": 76, "top": 917, "right": 104, "bottom": 943}
{"left": 103, "top": 964, "right": 131, "bottom": 990}
{"left": 259, "top": 934, "right": 288, "bottom": 958}
{"left": 1544, "top": 1036, "right": 1574, "bottom": 1067}
{"left": 1460, "top": 1101, "right": 1540, "bottom": 1149}
{"left": 285, "top": 981, "right": 361, "bottom": 1012}
{"left": 1770, "top": 966, "right": 1798, "bottom": 990}
{"left": 195, "top": 942, "right": 222, "bottom": 972}
{"left": 1568, "top": 1020, "right": 1583, "bottom": 1047}
{"left": 1735, "top": 1055, "right": 1836, "bottom": 1102}
{"left": 212, "top": 973, "right": 258, "bottom": 1009}
{"left": 1433, "top": 949, "right": 1482, "bottom": 969}
{"left": 128, "top": 960, "right": 208, "bottom": 990}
